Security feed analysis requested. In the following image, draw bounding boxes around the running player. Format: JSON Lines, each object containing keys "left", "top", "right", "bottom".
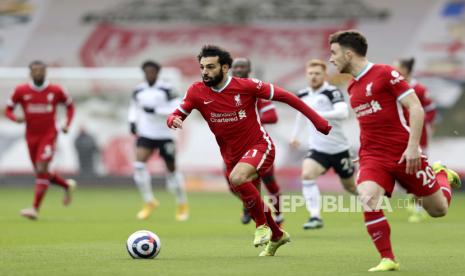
{"left": 230, "top": 57, "right": 283, "bottom": 226}
{"left": 128, "top": 60, "right": 188, "bottom": 221}
{"left": 168, "top": 45, "right": 331, "bottom": 256}
{"left": 289, "top": 59, "right": 357, "bottom": 230}
{"left": 394, "top": 57, "right": 438, "bottom": 223}
{"left": 329, "top": 30, "right": 461, "bottom": 271}
{"left": 4, "top": 60, "right": 76, "bottom": 220}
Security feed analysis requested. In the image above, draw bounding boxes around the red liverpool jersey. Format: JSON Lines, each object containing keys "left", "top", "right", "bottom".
{"left": 177, "top": 76, "right": 274, "bottom": 163}
{"left": 6, "top": 81, "right": 73, "bottom": 137}
{"left": 348, "top": 63, "right": 414, "bottom": 162}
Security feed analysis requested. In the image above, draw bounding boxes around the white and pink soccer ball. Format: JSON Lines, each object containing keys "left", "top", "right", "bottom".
{"left": 126, "top": 230, "right": 161, "bottom": 259}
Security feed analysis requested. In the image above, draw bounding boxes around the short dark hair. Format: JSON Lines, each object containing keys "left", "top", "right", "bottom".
{"left": 141, "top": 60, "right": 161, "bottom": 71}
{"left": 28, "top": 60, "right": 47, "bottom": 69}
{"left": 197, "top": 45, "right": 233, "bottom": 68}
{"left": 398, "top": 57, "right": 415, "bottom": 74}
{"left": 329, "top": 30, "right": 368, "bottom": 57}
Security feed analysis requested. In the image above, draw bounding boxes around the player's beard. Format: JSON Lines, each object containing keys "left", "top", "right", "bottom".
{"left": 338, "top": 58, "right": 351, "bottom": 74}
{"left": 340, "top": 63, "right": 351, "bottom": 74}
{"left": 33, "top": 78, "right": 45, "bottom": 87}
{"left": 202, "top": 70, "right": 224, "bottom": 87}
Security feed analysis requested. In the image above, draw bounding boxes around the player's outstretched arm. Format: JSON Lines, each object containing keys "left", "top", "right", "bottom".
{"left": 271, "top": 86, "right": 331, "bottom": 135}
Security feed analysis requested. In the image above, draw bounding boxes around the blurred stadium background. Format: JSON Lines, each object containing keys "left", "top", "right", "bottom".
{"left": 1, "top": 1, "right": 465, "bottom": 275}
{"left": 0, "top": 0, "right": 464, "bottom": 190}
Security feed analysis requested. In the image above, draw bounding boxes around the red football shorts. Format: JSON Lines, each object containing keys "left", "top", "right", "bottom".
{"left": 26, "top": 134, "right": 57, "bottom": 163}
{"left": 357, "top": 156, "right": 440, "bottom": 197}
{"left": 225, "top": 143, "right": 275, "bottom": 179}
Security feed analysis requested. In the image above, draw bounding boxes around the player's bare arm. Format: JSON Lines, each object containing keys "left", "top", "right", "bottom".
{"left": 398, "top": 91, "right": 424, "bottom": 174}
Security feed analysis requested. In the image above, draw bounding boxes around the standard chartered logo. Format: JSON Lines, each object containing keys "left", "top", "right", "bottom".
{"left": 209, "top": 110, "right": 247, "bottom": 123}
{"left": 238, "top": 109, "right": 246, "bottom": 119}
{"left": 354, "top": 100, "right": 382, "bottom": 118}
{"left": 370, "top": 100, "right": 382, "bottom": 112}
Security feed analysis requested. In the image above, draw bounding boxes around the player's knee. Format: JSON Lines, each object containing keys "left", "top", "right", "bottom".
{"left": 35, "top": 166, "right": 48, "bottom": 174}
{"left": 229, "top": 172, "right": 247, "bottom": 186}
{"left": 301, "top": 171, "right": 318, "bottom": 181}
{"left": 343, "top": 184, "right": 357, "bottom": 195}
{"left": 358, "top": 190, "right": 381, "bottom": 210}
{"left": 342, "top": 180, "right": 357, "bottom": 194}
{"left": 426, "top": 203, "right": 448, "bottom": 218}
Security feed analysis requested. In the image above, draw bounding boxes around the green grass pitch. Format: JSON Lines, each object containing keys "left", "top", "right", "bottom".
{"left": 0, "top": 187, "right": 464, "bottom": 275}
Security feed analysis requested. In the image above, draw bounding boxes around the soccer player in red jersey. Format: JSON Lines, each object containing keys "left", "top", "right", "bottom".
{"left": 394, "top": 57, "right": 438, "bottom": 223}
{"left": 167, "top": 45, "right": 331, "bottom": 256}
{"left": 230, "top": 57, "right": 283, "bottom": 226}
{"left": 4, "top": 61, "right": 76, "bottom": 220}
{"left": 329, "top": 30, "right": 461, "bottom": 271}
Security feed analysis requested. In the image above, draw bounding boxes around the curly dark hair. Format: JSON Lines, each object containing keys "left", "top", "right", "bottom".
{"left": 329, "top": 30, "right": 368, "bottom": 57}
{"left": 197, "top": 45, "right": 233, "bottom": 68}
{"left": 141, "top": 60, "right": 161, "bottom": 71}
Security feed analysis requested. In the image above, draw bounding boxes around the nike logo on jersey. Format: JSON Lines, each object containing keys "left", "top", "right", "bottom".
{"left": 203, "top": 100, "right": 214, "bottom": 104}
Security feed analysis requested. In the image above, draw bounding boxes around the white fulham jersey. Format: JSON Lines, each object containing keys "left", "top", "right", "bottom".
{"left": 292, "top": 82, "right": 350, "bottom": 154}
{"left": 128, "top": 81, "right": 179, "bottom": 140}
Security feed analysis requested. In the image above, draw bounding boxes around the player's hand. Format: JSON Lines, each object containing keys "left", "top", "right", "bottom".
{"left": 352, "top": 157, "right": 360, "bottom": 164}
{"left": 289, "top": 139, "right": 300, "bottom": 150}
{"left": 130, "top": 122, "right": 137, "bottom": 135}
{"left": 167, "top": 114, "right": 183, "bottom": 129}
{"left": 399, "top": 145, "right": 422, "bottom": 174}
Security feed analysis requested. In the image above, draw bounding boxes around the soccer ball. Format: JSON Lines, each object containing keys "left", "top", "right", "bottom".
{"left": 126, "top": 230, "right": 161, "bottom": 259}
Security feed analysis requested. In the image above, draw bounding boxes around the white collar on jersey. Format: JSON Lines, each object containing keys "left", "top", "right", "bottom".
{"left": 211, "top": 76, "right": 232, "bottom": 93}
{"left": 354, "top": 62, "right": 374, "bottom": 81}
{"left": 308, "top": 81, "right": 330, "bottom": 94}
{"left": 28, "top": 80, "right": 50, "bottom": 92}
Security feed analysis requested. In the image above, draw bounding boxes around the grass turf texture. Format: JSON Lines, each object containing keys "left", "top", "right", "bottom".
{"left": 0, "top": 187, "right": 464, "bottom": 275}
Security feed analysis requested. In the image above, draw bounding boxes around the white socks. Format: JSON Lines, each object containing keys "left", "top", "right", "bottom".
{"left": 166, "top": 171, "right": 187, "bottom": 204}
{"left": 302, "top": 180, "right": 321, "bottom": 218}
{"left": 133, "top": 161, "right": 154, "bottom": 203}
{"left": 134, "top": 161, "right": 187, "bottom": 205}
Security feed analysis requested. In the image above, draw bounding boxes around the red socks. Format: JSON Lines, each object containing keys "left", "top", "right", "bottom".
{"left": 364, "top": 210, "right": 395, "bottom": 260}
{"left": 265, "top": 209, "right": 283, "bottom": 241}
{"left": 33, "top": 173, "right": 50, "bottom": 210}
{"left": 263, "top": 175, "right": 281, "bottom": 216}
{"left": 436, "top": 170, "right": 452, "bottom": 205}
{"left": 50, "top": 173, "right": 69, "bottom": 189}
{"left": 233, "top": 182, "right": 267, "bottom": 226}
